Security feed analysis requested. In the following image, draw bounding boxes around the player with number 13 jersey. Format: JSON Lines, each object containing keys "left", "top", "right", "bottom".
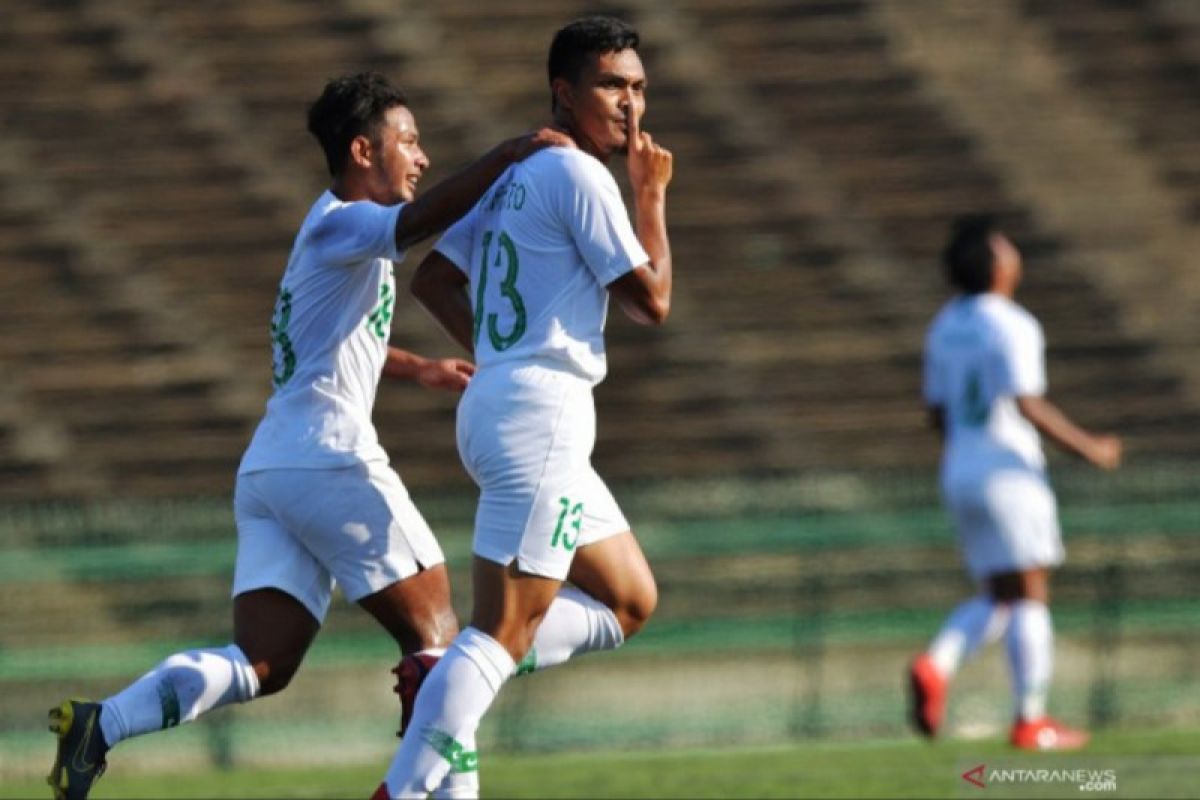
{"left": 432, "top": 144, "right": 649, "bottom": 576}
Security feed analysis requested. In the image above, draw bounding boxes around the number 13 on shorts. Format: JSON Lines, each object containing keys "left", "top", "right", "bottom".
{"left": 552, "top": 497, "right": 584, "bottom": 551}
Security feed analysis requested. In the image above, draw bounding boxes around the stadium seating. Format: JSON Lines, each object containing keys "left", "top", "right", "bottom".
{"left": 1023, "top": 0, "right": 1200, "bottom": 220}
{"left": 0, "top": 0, "right": 1198, "bottom": 500}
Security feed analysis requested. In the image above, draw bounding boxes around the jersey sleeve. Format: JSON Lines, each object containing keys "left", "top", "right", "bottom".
{"left": 557, "top": 154, "right": 649, "bottom": 285}
{"left": 922, "top": 330, "right": 948, "bottom": 406}
{"left": 996, "top": 314, "right": 1047, "bottom": 397}
{"left": 315, "top": 200, "right": 406, "bottom": 265}
{"left": 432, "top": 203, "right": 480, "bottom": 274}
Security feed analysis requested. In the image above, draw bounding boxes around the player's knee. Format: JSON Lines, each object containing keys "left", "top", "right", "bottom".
{"left": 988, "top": 569, "right": 1048, "bottom": 603}
{"left": 616, "top": 580, "right": 658, "bottom": 639}
{"left": 252, "top": 656, "right": 302, "bottom": 696}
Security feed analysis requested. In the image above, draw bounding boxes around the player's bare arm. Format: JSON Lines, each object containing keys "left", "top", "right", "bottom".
{"left": 411, "top": 252, "right": 476, "bottom": 355}
{"left": 382, "top": 346, "right": 474, "bottom": 392}
{"left": 609, "top": 109, "right": 674, "bottom": 325}
{"left": 1016, "top": 395, "right": 1122, "bottom": 469}
{"left": 395, "top": 128, "right": 574, "bottom": 251}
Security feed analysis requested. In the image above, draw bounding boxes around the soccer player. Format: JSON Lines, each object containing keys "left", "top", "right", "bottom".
{"left": 374, "top": 16, "right": 673, "bottom": 797}
{"left": 909, "top": 215, "right": 1122, "bottom": 750}
{"left": 46, "top": 72, "right": 570, "bottom": 800}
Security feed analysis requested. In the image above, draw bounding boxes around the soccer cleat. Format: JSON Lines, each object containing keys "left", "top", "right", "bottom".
{"left": 1010, "top": 717, "right": 1090, "bottom": 751}
{"left": 370, "top": 781, "right": 390, "bottom": 800}
{"left": 47, "top": 699, "right": 108, "bottom": 800}
{"left": 908, "top": 654, "right": 948, "bottom": 738}
{"left": 391, "top": 652, "right": 440, "bottom": 737}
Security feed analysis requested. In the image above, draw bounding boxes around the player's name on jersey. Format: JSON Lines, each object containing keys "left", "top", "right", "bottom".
{"left": 486, "top": 179, "right": 527, "bottom": 212}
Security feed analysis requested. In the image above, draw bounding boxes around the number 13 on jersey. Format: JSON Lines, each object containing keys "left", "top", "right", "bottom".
{"left": 473, "top": 230, "right": 527, "bottom": 351}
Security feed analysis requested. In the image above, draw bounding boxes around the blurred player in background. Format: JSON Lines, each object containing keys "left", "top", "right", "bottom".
{"left": 46, "top": 71, "right": 570, "bottom": 800}
{"left": 910, "top": 215, "right": 1122, "bottom": 751}
{"left": 376, "top": 16, "right": 673, "bottom": 797}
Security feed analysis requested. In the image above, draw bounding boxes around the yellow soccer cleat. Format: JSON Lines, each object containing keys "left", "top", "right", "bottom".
{"left": 47, "top": 699, "right": 108, "bottom": 800}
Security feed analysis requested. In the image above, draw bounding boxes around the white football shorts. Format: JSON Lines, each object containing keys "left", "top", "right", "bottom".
{"left": 942, "top": 464, "right": 1064, "bottom": 581}
{"left": 456, "top": 362, "right": 628, "bottom": 580}
{"left": 232, "top": 462, "right": 445, "bottom": 622}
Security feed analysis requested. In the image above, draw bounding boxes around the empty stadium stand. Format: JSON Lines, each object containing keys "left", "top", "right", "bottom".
{"left": 1, "top": 0, "right": 1198, "bottom": 501}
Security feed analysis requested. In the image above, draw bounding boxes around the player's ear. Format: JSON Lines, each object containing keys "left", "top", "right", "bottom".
{"left": 349, "top": 134, "right": 373, "bottom": 169}
{"left": 551, "top": 78, "right": 574, "bottom": 113}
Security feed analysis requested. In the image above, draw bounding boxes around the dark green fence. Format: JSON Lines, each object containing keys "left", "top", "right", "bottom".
{"left": 1, "top": 464, "right": 1197, "bottom": 777}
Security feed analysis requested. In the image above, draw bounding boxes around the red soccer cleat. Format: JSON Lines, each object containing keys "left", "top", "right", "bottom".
{"left": 1010, "top": 717, "right": 1090, "bottom": 751}
{"left": 370, "top": 782, "right": 390, "bottom": 800}
{"left": 908, "top": 654, "right": 948, "bottom": 738}
{"left": 391, "top": 652, "right": 440, "bottom": 737}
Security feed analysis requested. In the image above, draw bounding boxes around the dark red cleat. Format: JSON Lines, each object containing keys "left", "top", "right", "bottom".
{"left": 391, "top": 652, "right": 440, "bottom": 737}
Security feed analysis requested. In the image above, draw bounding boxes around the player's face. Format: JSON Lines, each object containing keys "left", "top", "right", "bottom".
{"left": 991, "top": 233, "right": 1023, "bottom": 293}
{"left": 372, "top": 105, "right": 429, "bottom": 204}
{"left": 560, "top": 49, "right": 646, "bottom": 158}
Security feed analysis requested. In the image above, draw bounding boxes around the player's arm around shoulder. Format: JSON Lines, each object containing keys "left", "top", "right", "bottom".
{"left": 609, "top": 113, "right": 674, "bottom": 326}
{"left": 394, "top": 128, "right": 574, "bottom": 252}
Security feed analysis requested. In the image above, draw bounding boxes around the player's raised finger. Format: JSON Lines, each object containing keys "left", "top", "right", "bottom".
{"left": 626, "top": 107, "right": 642, "bottom": 151}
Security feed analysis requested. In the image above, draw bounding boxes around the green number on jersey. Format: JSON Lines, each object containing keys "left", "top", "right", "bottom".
{"left": 473, "top": 229, "right": 527, "bottom": 351}
{"left": 962, "top": 368, "right": 989, "bottom": 427}
{"left": 367, "top": 279, "right": 395, "bottom": 339}
{"left": 270, "top": 288, "right": 296, "bottom": 387}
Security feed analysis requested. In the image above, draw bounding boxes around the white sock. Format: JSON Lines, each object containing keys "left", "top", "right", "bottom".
{"left": 99, "top": 644, "right": 260, "bottom": 748}
{"left": 384, "top": 627, "right": 514, "bottom": 799}
{"left": 403, "top": 648, "right": 479, "bottom": 798}
{"left": 513, "top": 586, "right": 625, "bottom": 675}
{"left": 928, "top": 596, "right": 1010, "bottom": 677}
{"left": 1006, "top": 599, "right": 1054, "bottom": 721}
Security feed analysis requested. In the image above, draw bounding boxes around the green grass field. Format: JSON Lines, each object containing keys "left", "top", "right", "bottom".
{"left": 9, "top": 727, "right": 1198, "bottom": 799}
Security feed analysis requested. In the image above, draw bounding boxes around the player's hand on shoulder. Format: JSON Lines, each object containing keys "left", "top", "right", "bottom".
{"left": 506, "top": 127, "right": 576, "bottom": 162}
{"left": 626, "top": 110, "right": 673, "bottom": 195}
{"left": 417, "top": 358, "right": 476, "bottom": 393}
{"left": 1089, "top": 434, "right": 1122, "bottom": 470}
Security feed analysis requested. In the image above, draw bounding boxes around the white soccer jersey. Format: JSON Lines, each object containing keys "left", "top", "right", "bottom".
{"left": 239, "top": 191, "right": 406, "bottom": 473}
{"left": 433, "top": 147, "right": 649, "bottom": 384}
{"left": 923, "top": 293, "right": 1047, "bottom": 476}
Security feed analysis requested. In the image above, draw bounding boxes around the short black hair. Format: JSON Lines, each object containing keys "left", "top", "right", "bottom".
{"left": 547, "top": 15, "right": 639, "bottom": 108}
{"left": 307, "top": 72, "right": 409, "bottom": 177}
{"left": 942, "top": 214, "right": 998, "bottom": 294}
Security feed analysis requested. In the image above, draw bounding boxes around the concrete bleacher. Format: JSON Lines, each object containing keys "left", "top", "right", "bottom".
{"left": 1022, "top": 0, "right": 1200, "bottom": 220}
{"left": 690, "top": 0, "right": 1199, "bottom": 452}
{"left": 1, "top": 0, "right": 1198, "bottom": 501}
